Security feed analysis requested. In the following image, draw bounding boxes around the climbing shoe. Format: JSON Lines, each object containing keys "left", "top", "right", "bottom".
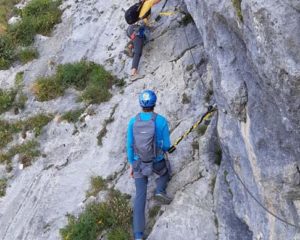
{"left": 124, "top": 42, "right": 134, "bottom": 57}
{"left": 154, "top": 192, "right": 172, "bottom": 204}
{"left": 130, "top": 74, "right": 145, "bottom": 82}
{"left": 134, "top": 232, "right": 143, "bottom": 240}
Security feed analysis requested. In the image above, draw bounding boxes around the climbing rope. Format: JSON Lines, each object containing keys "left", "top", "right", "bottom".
{"left": 168, "top": 105, "right": 217, "bottom": 153}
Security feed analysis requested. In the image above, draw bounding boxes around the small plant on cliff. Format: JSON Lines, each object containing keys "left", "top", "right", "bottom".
{"left": 0, "top": 88, "right": 17, "bottom": 114}
{"left": 86, "top": 176, "right": 107, "bottom": 198}
{"left": 0, "top": 114, "right": 52, "bottom": 149}
{"left": 33, "top": 61, "right": 115, "bottom": 104}
{"left": 0, "top": 140, "right": 40, "bottom": 167}
{"left": 0, "top": 0, "right": 62, "bottom": 69}
{"left": 17, "top": 47, "right": 39, "bottom": 64}
{"left": 231, "top": 0, "right": 243, "bottom": 22}
{"left": 0, "top": 178, "right": 7, "bottom": 197}
{"left": 9, "top": 0, "right": 62, "bottom": 46}
{"left": 61, "top": 109, "right": 85, "bottom": 123}
{"left": 60, "top": 189, "right": 132, "bottom": 240}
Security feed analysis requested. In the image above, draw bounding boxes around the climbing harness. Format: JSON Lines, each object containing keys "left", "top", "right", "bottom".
{"left": 168, "top": 105, "right": 217, "bottom": 153}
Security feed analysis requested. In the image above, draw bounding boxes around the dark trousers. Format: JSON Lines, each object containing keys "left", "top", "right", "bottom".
{"left": 133, "top": 160, "right": 169, "bottom": 234}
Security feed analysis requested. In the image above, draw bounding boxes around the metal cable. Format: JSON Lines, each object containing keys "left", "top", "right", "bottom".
{"left": 216, "top": 112, "right": 299, "bottom": 229}
{"left": 182, "top": 16, "right": 206, "bottom": 91}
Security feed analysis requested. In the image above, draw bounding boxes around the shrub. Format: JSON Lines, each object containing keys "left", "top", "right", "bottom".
{"left": 0, "top": 0, "right": 62, "bottom": 68}
{"left": 0, "top": 89, "right": 17, "bottom": 114}
{"left": 8, "top": 17, "right": 36, "bottom": 46}
{"left": 0, "top": 0, "right": 21, "bottom": 34}
{"left": 86, "top": 176, "right": 107, "bottom": 198}
{"left": 56, "top": 61, "right": 91, "bottom": 90}
{"left": 61, "top": 109, "right": 85, "bottom": 123}
{"left": 17, "top": 47, "right": 38, "bottom": 64}
{"left": 81, "top": 79, "right": 112, "bottom": 104}
{"left": 60, "top": 189, "right": 132, "bottom": 240}
{"left": 33, "top": 61, "right": 115, "bottom": 104}
{"left": 21, "top": 0, "right": 62, "bottom": 35}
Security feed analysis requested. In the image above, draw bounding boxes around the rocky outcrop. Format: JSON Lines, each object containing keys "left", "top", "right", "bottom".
{"left": 0, "top": 0, "right": 299, "bottom": 239}
{"left": 185, "top": 0, "right": 300, "bottom": 239}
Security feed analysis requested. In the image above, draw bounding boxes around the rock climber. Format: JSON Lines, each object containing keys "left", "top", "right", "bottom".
{"left": 127, "top": 90, "right": 172, "bottom": 240}
{"left": 125, "top": 24, "right": 150, "bottom": 79}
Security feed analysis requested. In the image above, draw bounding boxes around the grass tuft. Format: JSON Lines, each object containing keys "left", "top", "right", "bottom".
{"left": 0, "top": 89, "right": 17, "bottom": 114}
{"left": 0, "top": 114, "right": 52, "bottom": 149}
{"left": 61, "top": 109, "right": 85, "bottom": 123}
{"left": 86, "top": 176, "right": 107, "bottom": 198}
{"left": 0, "top": 140, "right": 40, "bottom": 166}
{"left": 17, "top": 47, "right": 38, "bottom": 64}
{"left": 0, "top": 178, "right": 7, "bottom": 197}
{"left": 32, "top": 76, "right": 65, "bottom": 101}
{"left": 33, "top": 61, "right": 115, "bottom": 104}
{"left": 0, "top": 0, "right": 61, "bottom": 69}
{"left": 231, "top": 0, "right": 243, "bottom": 22}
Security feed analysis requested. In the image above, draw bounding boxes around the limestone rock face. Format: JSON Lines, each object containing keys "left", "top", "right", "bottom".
{"left": 184, "top": 0, "right": 300, "bottom": 239}
{"left": 0, "top": 0, "right": 299, "bottom": 239}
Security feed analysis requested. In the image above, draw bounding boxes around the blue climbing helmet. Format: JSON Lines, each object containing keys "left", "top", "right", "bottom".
{"left": 139, "top": 90, "right": 157, "bottom": 108}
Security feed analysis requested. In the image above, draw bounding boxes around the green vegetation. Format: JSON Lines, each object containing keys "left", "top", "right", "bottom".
{"left": 204, "top": 89, "right": 213, "bottom": 103}
{"left": 179, "top": 13, "right": 194, "bottom": 26}
{"left": 0, "top": 89, "right": 17, "bottom": 114}
{"left": 214, "top": 144, "right": 222, "bottom": 166}
{"left": 0, "top": 0, "right": 62, "bottom": 69}
{"left": 0, "top": 140, "right": 40, "bottom": 167}
{"left": 0, "top": 178, "right": 7, "bottom": 197}
{"left": 0, "top": 35, "right": 15, "bottom": 68}
{"left": 32, "top": 61, "right": 115, "bottom": 104}
{"left": 0, "top": 0, "right": 21, "bottom": 34}
{"left": 86, "top": 176, "right": 107, "bottom": 198}
{"left": 149, "top": 205, "right": 161, "bottom": 219}
{"left": 32, "top": 76, "right": 64, "bottom": 101}
{"left": 60, "top": 189, "right": 132, "bottom": 240}
{"left": 197, "top": 124, "right": 208, "bottom": 137}
{"left": 15, "top": 71, "right": 24, "bottom": 86}
{"left": 0, "top": 114, "right": 52, "bottom": 149}
{"left": 61, "top": 109, "right": 85, "bottom": 123}
{"left": 17, "top": 47, "right": 38, "bottom": 64}
{"left": 0, "top": 73, "right": 27, "bottom": 114}
{"left": 231, "top": 0, "right": 243, "bottom": 22}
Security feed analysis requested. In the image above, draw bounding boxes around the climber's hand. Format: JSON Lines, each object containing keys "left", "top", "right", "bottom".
{"left": 129, "top": 165, "right": 134, "bottom": 178}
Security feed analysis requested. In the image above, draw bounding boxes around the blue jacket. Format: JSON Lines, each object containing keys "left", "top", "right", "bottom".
{"left": 127, "top": 112, "right": 171, "bottom": 165}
